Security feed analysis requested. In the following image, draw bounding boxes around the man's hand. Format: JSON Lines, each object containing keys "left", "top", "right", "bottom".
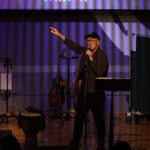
{"left": 86, "top": 50, "right": 93, "bottom": 61}
{"left": 49, "top": 27, "right": 60, "bottom": 36}
{"left": 49, "top": 27, "right": 65, "bottom": 41}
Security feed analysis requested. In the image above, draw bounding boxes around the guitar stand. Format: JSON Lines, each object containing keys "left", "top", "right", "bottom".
{"left": 61, "top": 56, "right": 78, "bottom": 127}
{"left": 0, "top": 55, "right": 18, "bottom": 125}
{"left": 47, "top": 107, "right": 64, "bottom": 121}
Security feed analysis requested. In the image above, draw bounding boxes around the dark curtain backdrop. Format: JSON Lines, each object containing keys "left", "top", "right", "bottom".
{"left": 0, "top": 10, "right": 131, "bottom": 113}
{"left": 131, "top": 35, "right": 150, "bottom": 113}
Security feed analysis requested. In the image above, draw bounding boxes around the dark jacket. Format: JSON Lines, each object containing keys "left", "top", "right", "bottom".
{"left": 63, "top": 38, "right": 109, "bottom": 93}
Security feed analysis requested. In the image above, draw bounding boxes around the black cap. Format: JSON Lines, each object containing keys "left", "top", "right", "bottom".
{"left": 84, "top": 32, "right": 100, "bottom": 40}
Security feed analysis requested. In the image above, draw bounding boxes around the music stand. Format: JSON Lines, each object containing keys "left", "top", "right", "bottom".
{"left": 95, "top": 77, "right": 131, "bottom": 150}
{"left": 0, "top": 55, "right": 18, "bottom": 125}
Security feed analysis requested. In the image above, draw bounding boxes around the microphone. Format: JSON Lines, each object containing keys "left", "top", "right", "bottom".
{"left": 87, "top": 46, "right": 91, "bottom": 50}
{"left": 86, "top": 46, "right": 91, "bottom": 65}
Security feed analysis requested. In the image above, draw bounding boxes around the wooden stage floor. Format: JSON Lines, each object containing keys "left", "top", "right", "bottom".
{"left": 0, "top": 111, "right": 150, "bottom": 150}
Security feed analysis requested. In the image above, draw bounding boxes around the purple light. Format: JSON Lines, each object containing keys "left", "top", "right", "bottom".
{"left": 0, "top": 0, "right": 149, "bottom": 10}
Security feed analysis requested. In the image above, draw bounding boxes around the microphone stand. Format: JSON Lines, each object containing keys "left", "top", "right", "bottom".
{"left": 83, "top": 56, "right": 89, "bottom": 150}
{"left": 61, "top": 56, "right": 77, "bottom": 127}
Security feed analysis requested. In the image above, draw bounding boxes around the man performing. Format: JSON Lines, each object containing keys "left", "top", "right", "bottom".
{"left": 50, "top": 27, "right": 109, "bottom": 150}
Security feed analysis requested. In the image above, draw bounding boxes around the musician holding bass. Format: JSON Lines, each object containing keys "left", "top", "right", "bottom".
{"left": 50, "top": 27, "right": 109, "bottom": 150}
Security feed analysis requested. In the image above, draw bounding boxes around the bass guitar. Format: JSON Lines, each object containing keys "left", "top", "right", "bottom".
{"left": 49, "top": 49, "right": 66, "bottom": 109}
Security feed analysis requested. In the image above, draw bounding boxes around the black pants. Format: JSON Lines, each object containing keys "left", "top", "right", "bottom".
{"left": 72, "top": 91, "right": 105, "bottom": 144}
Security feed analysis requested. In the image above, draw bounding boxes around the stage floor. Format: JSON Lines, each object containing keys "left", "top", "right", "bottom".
{"left": 0, "top": 112, "right": 150, "bottom": 150}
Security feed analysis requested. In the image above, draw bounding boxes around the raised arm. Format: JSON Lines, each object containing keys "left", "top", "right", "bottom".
{"left": 49, "top": 27, "right": 65, "bottom": 41}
